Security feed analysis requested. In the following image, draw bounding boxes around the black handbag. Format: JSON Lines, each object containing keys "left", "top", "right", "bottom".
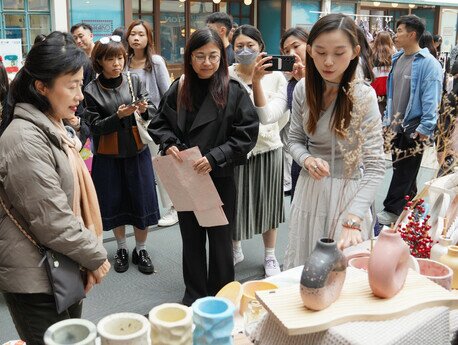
{"left": 0, "top": 190, "right": 86, "bottom": 314}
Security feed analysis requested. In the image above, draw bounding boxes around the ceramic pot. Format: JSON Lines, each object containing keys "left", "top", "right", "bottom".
{"left": 439, "top": 245, "right": 458, "bottom": 289}
{"left": 97, "top": 313, "right": 150, "bottom": 345}
{"left": 192, "top": 297, "right": 235, "bottom": 345}
{"left": 348, "top": 256, "right": 369, "bottom": 271}
{"left": 417, "top": 258, "right": 453, "bottom": 290}
{"left": 300, "top": 238, "right": 347, "bottom": 311}
{"left": 149, "top": 303, "right": 192, "bottom": 345}
{"left": 44, "top": 319, "right": 97, "bottom": 345}
{"left": 239, "top": 281, "right": 278, "bottom": 316}
{"left": 368, "top": 228, "right": 410, "bottom": 298}
{"left": 430, "top": 236, "right": 452, "bottom": 262}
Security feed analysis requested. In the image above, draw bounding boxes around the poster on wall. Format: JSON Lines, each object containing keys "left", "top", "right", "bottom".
{"left": 440, "top": 10, "right": 458, "bottom": 53}
{"left": 0, "top": 39, "right": 23, "bottom": 80}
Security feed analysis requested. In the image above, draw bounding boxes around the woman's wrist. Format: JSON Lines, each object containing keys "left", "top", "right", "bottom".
{"left": 342, "top": 219, "right": 361, "bottom": 231}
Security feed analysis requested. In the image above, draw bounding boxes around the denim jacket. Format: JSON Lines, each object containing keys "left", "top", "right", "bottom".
{"left": 383, "top": 48, "right": 443, "bottom": 136}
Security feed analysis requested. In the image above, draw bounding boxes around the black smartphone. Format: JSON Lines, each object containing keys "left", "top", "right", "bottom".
{"left": 264, "top": 55, "right": 295, "bottom": 72}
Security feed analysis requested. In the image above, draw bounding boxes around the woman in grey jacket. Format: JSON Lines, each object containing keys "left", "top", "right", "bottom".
{"left": 0, "top": 33, "right": 110, "bottom": 344}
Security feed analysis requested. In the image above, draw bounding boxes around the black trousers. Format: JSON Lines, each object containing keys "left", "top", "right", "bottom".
{"left": 290, "top": 160, "right": 301, "bottom": 202}
{"left": 383, "top": 132, "right": 424, "bottom": 215}
{"left": 178, "top": 176, "right": 236, "bottom": 306}
{"left": 3, "top": 292, "right": 82, "bottom": 345}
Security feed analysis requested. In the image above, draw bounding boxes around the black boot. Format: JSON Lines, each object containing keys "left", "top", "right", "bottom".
{"left": 132, "top": 249, "right": 155, "bottom": 275}
{"left": 114, "top": 248, "right": 129, "bottom": 273}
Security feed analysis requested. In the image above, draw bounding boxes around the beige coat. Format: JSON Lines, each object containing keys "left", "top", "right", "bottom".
{"left": 0, "top": 103, "right": 107, "bottom": 294}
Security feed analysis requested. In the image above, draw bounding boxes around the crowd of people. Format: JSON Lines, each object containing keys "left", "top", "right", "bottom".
{"left": 0, "top": 10, "right": 457, "bottom": 344}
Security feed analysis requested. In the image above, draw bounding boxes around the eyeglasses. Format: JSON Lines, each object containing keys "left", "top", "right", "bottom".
{"left": 99, "top": 35, "right": 122, "bottom": 44}
{"left": 192, "top": 54, "right": 221, "bottom": 64}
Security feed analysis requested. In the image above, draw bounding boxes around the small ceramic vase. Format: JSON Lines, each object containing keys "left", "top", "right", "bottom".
{"left": 439, "top": 245, "right": 458, "bottom": 289}
{"left": 149, "top": 303, "right": 192, "bottom": 345}
{"left": 368, "top": 228, "right": 410, "bottom": 298}
{"left": 430, "top": 236, "right": 452, "bottom": 262}
{"left": 97, "top": 313, "right": 150, "bottom": 345}
{"left": 192, "top": 297, "right": 235, "bottom": 345}
{"left": 417, "top": 258, "right": 453, "bottom": 290}
{"left": 300, "top": 238, "right": 347, "bottom": 311}
{"left": 44, "top": 319, "right": 97, "bottom": 345}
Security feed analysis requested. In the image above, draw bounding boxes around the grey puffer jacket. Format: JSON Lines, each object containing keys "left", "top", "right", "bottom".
{"left": 0, "top": 103, "right": 107, "bottom": 294}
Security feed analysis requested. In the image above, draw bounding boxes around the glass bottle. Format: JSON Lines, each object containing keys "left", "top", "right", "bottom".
{"left": 243, "top": 299, "right": 266, "bottom": 339}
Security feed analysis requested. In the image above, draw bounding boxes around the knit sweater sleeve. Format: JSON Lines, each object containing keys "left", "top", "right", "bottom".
{"left": 347, "top": 84, "right": 386, "bottom": 218}
{"left": 287, "top": 79, "right": 310, "bottom": 167}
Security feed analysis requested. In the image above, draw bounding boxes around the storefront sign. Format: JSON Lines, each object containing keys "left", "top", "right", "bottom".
{"left": 0, "top": 39, "right": 23, "bottom": 78}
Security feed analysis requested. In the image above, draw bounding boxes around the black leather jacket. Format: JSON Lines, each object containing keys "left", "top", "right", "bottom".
{"left": 83, "top": 72, "right": 155, "bottom": 158}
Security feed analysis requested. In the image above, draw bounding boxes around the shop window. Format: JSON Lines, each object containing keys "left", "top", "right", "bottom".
{"left": 70, "top": 0, "right": 124, "bottom": 40}
{"left": 160, "top": 0, "right": 186, "bottom": 64}
{"left": 132, "top": 0, "right": 154, "bottom": 27}
{"left": 0, "top": 0, "right": 50, "bottom": 55}
{"left": 190, "top": 2, "right": 214, "bottom": 33}
{"left": 258, "top": 0, "right": 281, "bottom": 54}
{"left": 331, "top": 1, "right": 356, "bottom": 15}
{"left": 291, "top": 0, "right": 321, "bottom": 32}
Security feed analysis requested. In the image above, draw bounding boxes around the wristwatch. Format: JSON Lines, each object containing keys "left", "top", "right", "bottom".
{"left": 342, "top": 219, "right": 361, "bottom": 231}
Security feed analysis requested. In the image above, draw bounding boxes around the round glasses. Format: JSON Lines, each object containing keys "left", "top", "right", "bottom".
{"left": 99, "top": 35, "right": 122, "bottom": 44}
{"left": 192, "top": 54, "right": 221, "bottom": 64}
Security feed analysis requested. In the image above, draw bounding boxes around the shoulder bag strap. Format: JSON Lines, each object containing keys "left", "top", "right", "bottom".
{"left": 126, "top": 71, "right": 136, "bottom": 103}
{"left": 0, "top": 186, "right": 43, "bottom": 252}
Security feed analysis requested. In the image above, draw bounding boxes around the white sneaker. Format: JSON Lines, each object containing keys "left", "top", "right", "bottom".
{"left": 264, "top": 256, "right": 281, "bottom": 277}
{"left": 158, "top": 208, "right": 178, "bottom": 227}
{"left": 233, "top": 250, "right": 244, "bottom": 265}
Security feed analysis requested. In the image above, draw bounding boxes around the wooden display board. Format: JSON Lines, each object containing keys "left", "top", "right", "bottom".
{"left": 256, "top": 267, "right": 458, "bottom": 336}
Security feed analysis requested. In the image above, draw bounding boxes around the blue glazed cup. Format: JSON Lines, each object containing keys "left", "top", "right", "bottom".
{"left": 192, "top": 297, "right": 235, "bottom": 345}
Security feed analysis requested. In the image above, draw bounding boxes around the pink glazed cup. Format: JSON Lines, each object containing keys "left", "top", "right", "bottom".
{"left": 417, "top": 258, "right": 453, "bottom": 290}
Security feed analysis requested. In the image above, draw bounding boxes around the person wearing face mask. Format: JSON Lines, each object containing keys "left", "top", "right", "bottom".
{"left": 229, "top": 25, "right": 287, "bottom": 277}
{"left": 253, "top": 27, "right": 308, "bottom": 202}
{"left": 126, "top": 20, "right": 177, "bottom": 228}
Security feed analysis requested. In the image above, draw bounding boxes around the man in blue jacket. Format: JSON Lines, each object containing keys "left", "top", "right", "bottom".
{"left": 378, "top": 15, "right": 443, "bottom": 225}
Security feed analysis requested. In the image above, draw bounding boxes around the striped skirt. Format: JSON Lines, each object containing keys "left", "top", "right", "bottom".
{"left": 233, "top": 148, "right": 285, "bottom": 241}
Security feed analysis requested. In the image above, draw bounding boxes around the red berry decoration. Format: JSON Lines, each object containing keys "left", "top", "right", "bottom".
{"left": 397, "top": 196, "right": 432, "bottom": 258}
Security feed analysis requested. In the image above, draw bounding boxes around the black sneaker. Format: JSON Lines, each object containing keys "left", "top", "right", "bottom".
{"left": 132, "top": 249, "right": 155, "bottom": 275}
{"left": 114, "top": 248, "right": 129, "bottom": 273}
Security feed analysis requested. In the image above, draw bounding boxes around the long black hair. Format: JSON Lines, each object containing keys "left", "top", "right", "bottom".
{"left": 0, "top": 32, "right": 88, "bottom": 136}
{"left": 181, "top": 28, "right": 229, "bottom": 111}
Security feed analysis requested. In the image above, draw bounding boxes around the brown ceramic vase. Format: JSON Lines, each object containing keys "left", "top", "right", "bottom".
{"left": 300, "top": 238, "right": 347, "bottom": 311}
{"left": 368, "top": 228, "right": 410, "bottom": 298}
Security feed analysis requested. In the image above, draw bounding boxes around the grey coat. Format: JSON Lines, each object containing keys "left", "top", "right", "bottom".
{"left": 0, "top": 103, "right": 107, "bottom": 294}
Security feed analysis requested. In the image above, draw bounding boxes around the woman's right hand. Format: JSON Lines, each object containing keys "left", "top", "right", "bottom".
{"left": 117, "top": 104, "right": 138, "bottom": 118}
{"left": 304, "top": 156, "right": 330, "bottom": 180}
{"left": 165, "top": 145, "right": 183, "bottom": 162}
{"left": 252, "top": 53, "right": 273, "bottom": 83}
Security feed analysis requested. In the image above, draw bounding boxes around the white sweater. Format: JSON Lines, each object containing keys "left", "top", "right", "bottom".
{"left": 229, "top": 65, "right": 288, "bottom": 156}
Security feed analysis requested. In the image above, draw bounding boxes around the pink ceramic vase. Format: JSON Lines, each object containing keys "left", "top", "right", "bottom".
{"left": 368, "top": 228, "right": 410, "bottom": 298}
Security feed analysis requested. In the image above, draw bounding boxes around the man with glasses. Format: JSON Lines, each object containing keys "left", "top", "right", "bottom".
{"left": 206, "top": 12, "right": 235, "bottom": 66}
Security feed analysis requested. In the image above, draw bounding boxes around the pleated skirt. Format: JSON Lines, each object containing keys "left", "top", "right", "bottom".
{"left": 283, "top": 169, "right": 373, "bottom": 270}
{"left": 233, "top": 148, "right": 285, "bottom": 241}
{"left": 92, "top": 147, "right": 160, "bottom": 231}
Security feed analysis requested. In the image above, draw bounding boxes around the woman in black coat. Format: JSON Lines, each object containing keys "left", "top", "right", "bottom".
{"left": 150, "top": 28, "right": 259, "bottom": 306}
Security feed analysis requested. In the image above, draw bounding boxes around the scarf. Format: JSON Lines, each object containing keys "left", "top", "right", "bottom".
{"left": 52, "top": 119, "right": 103, "bottom": 238}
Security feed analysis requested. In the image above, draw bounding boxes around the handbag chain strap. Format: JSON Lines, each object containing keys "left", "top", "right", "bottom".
{"left": 0, "top": 195, "right": 42, "bottom": 251}
{"left": 126, "top": 71, "right": 136, "bottom": 103}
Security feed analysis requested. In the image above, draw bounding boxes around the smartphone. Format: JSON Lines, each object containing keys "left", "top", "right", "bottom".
{"left": 128, "top": 99, "right": 145, "bottom": 107}
{"left": 264, "top": 55, "right": 295, "bottom": 72}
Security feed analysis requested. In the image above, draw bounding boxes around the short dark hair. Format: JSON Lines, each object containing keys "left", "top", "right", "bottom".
{"left": 232, "top": 25, "right": 265, "bottom": 51}
{"left": 34, "top": 34, "right": 47, "bottom": 45}
{"left": 206, "top": 12, "right": 233, "bottom": 37}
{"left": 181, "top": 28, "right": 228, "bottom": 111}
{"left": 396, "top": 15, "right": 425, "bottom": 42}
{"left": 70, "top": 23, "right": 93, "bottom": 34}
{"left": 0, "top": 33, "right": 87, "bottom": 135}
{"left": 91, "top": 39, "right": 127, "bottom": 74}
{"left": 280, "top": 27, "right": 309, "bottom": 52}
{"left": 419, "top": 31, "right": 438, "bottom": 57}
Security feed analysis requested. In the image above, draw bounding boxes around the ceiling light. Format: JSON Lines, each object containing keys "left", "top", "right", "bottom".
{"left": 179, "top": 0, "right": 185, "bottom": 2}
{"left": 213, "top": 0, "right": 221, "bottom": 3}
{"left": 373, "top": 1, "right": 380, "bottom": 6}
{"left": 391, "top": 2, "right": 398, "bottom": 7}
{"left": 408, "top": 3, "right": 415, "bottom": 8}
{"left": 244, "top": 0, "right": 252, "bottom": 5}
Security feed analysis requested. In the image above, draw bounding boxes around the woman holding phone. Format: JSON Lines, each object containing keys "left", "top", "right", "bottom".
{"left": 229, "top": 25, "right": 287, "bottom": 277}
{"left": 83, "top": 35, "right": 160, "bottom": 275}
